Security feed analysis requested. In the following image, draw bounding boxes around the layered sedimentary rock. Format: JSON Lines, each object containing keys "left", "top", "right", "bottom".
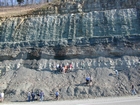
{"left": 0, "top": 0, "right": 140, "bottom": 102}
{"left": 0, "top": 56, "right": 140, "bottom": 101}
{"left": 0, "top": 0, "right": 140, "bottom": 60}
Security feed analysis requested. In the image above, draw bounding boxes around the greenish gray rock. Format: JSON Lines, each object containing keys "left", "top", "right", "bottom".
{"left": 0, "top": 0, "right": 140, "bottom": 102}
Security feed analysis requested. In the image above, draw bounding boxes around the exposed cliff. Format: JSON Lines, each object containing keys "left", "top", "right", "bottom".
{"left": 0, "top": 0, "right": 140, "bottom": 60}
{"left": 0, "top": 56, "right": 139, "bottom": 102}
{"left": 0, "top": 0, "right": 140, "bottom": 102}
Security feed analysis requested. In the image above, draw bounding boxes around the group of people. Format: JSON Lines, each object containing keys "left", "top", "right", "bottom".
{"left": 27, "top": 90, "right": 45, "bottom": 102}
{"left": 56, "top": 63, "right": 73, "bottom": 73}
{"left": 27, "top": 90, "right": 59, "bottom": 102}
{"left": 0, "top": 67, "right": 137, "bottom": 103}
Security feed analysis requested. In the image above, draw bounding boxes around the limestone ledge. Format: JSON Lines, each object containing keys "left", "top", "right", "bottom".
{"left": 0, "top": 56, "right": 139, "bottom": 73}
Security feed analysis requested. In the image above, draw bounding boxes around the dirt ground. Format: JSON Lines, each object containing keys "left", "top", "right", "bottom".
{"left": 0, "top": 3, "right": 49, "bottom": 17}
{"left": 1, "top": 95, "right": 140, "bottom": 105}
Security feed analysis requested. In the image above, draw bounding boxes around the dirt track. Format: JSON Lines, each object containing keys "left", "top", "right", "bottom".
{"left": 0, "top": 3, "right": 49, "bottom": 17}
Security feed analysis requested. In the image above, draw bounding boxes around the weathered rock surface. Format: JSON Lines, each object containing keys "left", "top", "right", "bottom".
{"left": 0, "top": 0, "right": 140, "bottom": 59}
{"left": 0, "top": 56, "right": 140, "bottom": 101}
{"left": 0, "top": 0, "right": 140, "bottom": 102}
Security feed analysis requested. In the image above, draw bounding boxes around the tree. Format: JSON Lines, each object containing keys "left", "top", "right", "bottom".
{"left": 17, "top": 0, "right": 24, "bottom": 5}
{"left": 10, "top": 0, "right": 13, "bottom": 6}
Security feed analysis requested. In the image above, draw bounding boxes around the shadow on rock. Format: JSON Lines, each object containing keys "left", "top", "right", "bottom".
{"left": 75, "top": 82, "right": 86, "bottom": 86}
{"left": 137, "top": 84, "right": 140, "bottom": 86}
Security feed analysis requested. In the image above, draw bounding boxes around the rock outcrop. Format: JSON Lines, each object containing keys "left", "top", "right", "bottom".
{"left": 0, "top": 56, "right": 140, "bottom": 101}
{"left": 0, "top": 0, "right": 140, "bottom": 102}
{"left": 0, "top": 0, "right": 140, "bottom": 59}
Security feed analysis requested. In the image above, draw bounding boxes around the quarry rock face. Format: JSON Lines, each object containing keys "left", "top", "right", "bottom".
{"left": 0, "top": 0, "right": 140, "bottom": 102}
{"left": 0, "top": 0, "right": 140, "bottom": 59}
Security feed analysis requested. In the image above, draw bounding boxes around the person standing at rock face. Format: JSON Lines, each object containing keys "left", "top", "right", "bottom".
{"left": 69, "top": 63, "right": 73, "bottom": 71}
{"left": 40, "top": 91, "right": 44, "bottom": 101}
{"left": 56, "top": 63, "right": 60, "bottom": 71}
{"left": 27, "top": 91, "right": 31, "bottom": 102}
{"left": 31, "top": 91, "right": 35, "bottom": 101}
{"left": 115, "top": 70, "right": 118, "bottom": 76}
{"left": 0, "top": 91, "right": 4, "bottom": 102}
{"left": 55, "top": 91, "right": 59, "bottom": 100}
{"left": 131, "top": 84, "right": 137, "bottom": 95}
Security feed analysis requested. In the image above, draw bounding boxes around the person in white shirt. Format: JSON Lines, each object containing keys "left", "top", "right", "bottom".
{"left": 27, "top": 91, "right": 31, "bottom": 102}
{"left": 115, "top": 70, "right": 118, "bottom": 76}
{"left": 0, "top": 92, "right": 4, "bottom": 102}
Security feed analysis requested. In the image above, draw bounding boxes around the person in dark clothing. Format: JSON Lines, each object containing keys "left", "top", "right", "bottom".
{"left": 36, "top": 91, "right": 40, "bottom": 100}
{"left": 31, "top": 91, "right": 35, "bottom": 101}
{"left": 55, "top": 91, "right": 59, "bottom": 100}
{"left": 131, "top": 84, "right": 137, "bottom": 95}
{"left": 86, "top": 77, "right": 90, "bottom": 85}
{"left": 59, "top": 65, "right": 63, "bottom": 72}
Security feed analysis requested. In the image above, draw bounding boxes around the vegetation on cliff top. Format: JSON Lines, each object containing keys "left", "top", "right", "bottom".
{"left": 0, "top": 0, "right": 64, "bottom": 17}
